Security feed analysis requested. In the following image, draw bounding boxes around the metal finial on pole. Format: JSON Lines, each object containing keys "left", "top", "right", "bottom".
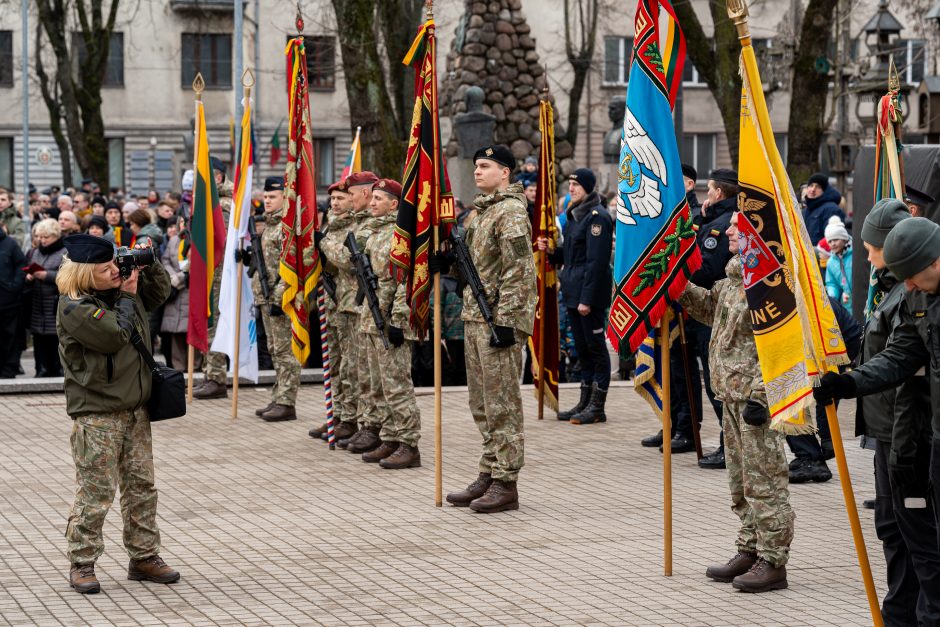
{"left": 242, "top": 68, "right": 255, "bottom": 98}
{"left": 425, "top": 0, "right": 433, "bottom": 20}
{"left": 296, "top": 1, "right": 305, "bottom": 34}
{"left": 888, "top": 55, "right": 900, "bottom": 93}
{"left": 726, "top": 0, "right": 751, "bottom": 40}
{"left": 193, "top": 72, "right": 205, "bottom": 100}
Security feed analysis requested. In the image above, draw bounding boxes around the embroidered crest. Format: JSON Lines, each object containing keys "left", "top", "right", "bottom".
{"left": 703, "top": 236, "right": 718, "bottom": 250}
{"left": 591, "top": 224, "right": 602, "bottom": 236}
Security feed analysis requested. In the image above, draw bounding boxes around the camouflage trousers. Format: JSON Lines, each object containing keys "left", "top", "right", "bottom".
{"left": 364, "top": 334, "right": 421, "bottom": 446}
{"left": 465, "top": 321, "right": 525, "bottom": 481}
{"left": 204, "top": 269, "right": 227, "bottom": 384}
{"left": 261, "top": 307, "right": 301, "bottom": 406}
{"left": 353, "top": 322, "right": 381, "bottom": 430}
{"left": 66, "top": 408, "right": 161, "bottom": 565}
{"left": 330, "top": 311, "right": 357, "bottom": 425}
{"left": 723, "top": 399, "right": 795, "bottom": 566}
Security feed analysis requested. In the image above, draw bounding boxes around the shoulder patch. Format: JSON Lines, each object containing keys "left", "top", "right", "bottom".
{"left": 511, "top": 235, "right": 530, "bottom": 258}
{"left": 914, "top": 310, "right": 926, "bottom": 318}
{"left": 92, "top": 308, "right": 105, "bottom": 320}
{"left": 703, "top": 237, "right": 718, "bottom": 250}
{"left": 591, "top": 224, "right": 602, "bottom": 236}
{"left": 710, "top": 229, "right": 721, "bottom": 236}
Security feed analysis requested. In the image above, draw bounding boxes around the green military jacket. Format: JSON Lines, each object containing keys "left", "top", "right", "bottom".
{"left": 358, "top": 212, "right": 411, "bottom": 339}
{"left": 679, "top": 255, "right": 766, "bottom": 405}
{"left": 460, "top": 183, "right": 537, "bottom": 335}
{"left": 320, "top": 211, "right": 358, "bottom": 314}
{"left": 1, "top": 206, "right": 28, "bottom": 249}
{"left": 57, "top": 263, "right": 171, "bottom": 417}
{"left": 251, "top": 206, "right": 287, "bottom": 307}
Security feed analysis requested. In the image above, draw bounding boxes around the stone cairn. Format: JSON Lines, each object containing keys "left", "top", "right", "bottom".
{"left": 442, "top": 0, "right": 574, "bottom": 171}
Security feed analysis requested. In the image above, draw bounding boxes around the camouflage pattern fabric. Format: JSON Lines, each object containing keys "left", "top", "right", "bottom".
{"left": 66, "top": 408, "right": 160, "bottom": 565}
{"left": 203, "top": 182, "right": 235, "bottom": 384}
{"left": 330, "top": 311, "right": 357, "bottom": 425}
{"left": 723, "top": 399, "right": 795, "bottom": 566}
{"left": 320, "top": 212, "right": 358, "bottom": 314}
{"left": 465, "top": 320, "right": 526, "bottom": 481}
{"left": 358, "top": 213, "right": 412, "bottom": 338}
{"left": 366, "top": 335, "right": 421, "bottom": 446}
{"left": 354, "top": 329, "right": 383, "bottom": 430}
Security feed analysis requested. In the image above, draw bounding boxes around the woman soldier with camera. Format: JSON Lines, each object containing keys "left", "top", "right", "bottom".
{"left": 55, "top": 233, "right": 179, "bottom": 594}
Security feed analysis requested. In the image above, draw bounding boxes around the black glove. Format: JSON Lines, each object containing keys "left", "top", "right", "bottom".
{"left": 888, "top": 461, "right": 930, "bottom": 508}
{"left": 234, "top": 248, "right": 248, "bottom": 264}
{"left": 742, "top": 399, "right": 769, "bottom": 426}
{"left": 813, "top": 371, "right": 857, "bottom": 405}
{"left": 428, "top": 251, "right": 452, "bottom": 275}
{"left": 314, "top": 230, "right": 324, "bottom": 251}
{"left": 489, "top": 325, "right": 516, "bottom": 348}
{"left": 387, "top": 326, "right": 405, "bottom": 348}
{"left": 269, "top": 304, "right": 284, "bottom": 317}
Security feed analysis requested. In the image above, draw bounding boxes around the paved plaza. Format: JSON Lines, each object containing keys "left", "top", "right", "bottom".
{"left": 1, "top": 382, "right": 885, "bottom": 625}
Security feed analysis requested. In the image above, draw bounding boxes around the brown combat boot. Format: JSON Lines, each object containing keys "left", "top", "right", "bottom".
{"left": 379, "top": 444, "right": 421, "bottom": 469}
{"left": 446, "top": 473, "right": 492, "bottom": 507}
{"left": 705, "top": 551, "right": 758, "bottom": 583}
{"left": 469, "top": 479, "right": 519, "bottom": 513}
{"left": 308, "top": 421, "right": 327, "bottom": 438}
{"left": 193, "top": 379, "right": 227, "bottom": 400}
{"left": 261, "top": 404, "right": 297, "bottom": 422}
{"left": 731, "top": 558, "right": 788, "bottom": 592}
{"left": 256, "top": 402, "right": 275, "bottom": 417}
{"left": 69, "top": 563, "right": 100, "bottom": 594}
{"left": 127, "top": 555, "right": 180, "bottom": 584}
{"left": 333, "top": 421, "right": 357, "bottom": 441}
{"left": 347, "top": 426, "right": 381, "bottom": 453}
{"left": 362, "top": 440, "right": 399, "bottom": 463}
{"left": 337, "top": 425, "right": 363, "bottom": 449}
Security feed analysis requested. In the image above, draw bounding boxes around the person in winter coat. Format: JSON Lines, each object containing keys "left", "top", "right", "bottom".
{"left": 0, "top": 224, "right": 26, "bottom": 377}
{"left": 802, "top": 173, "right": 845, "bottom": 244}
{"left": 126, "top": 209, "right": 164, "bottom": 249}
{"left": 104, "top": 202, "right": 132, "bottom": 246}
{"left": 159, "top": 228, "right": 193, "bottom": 371}
{"left": 823, "top": 216, "right": 853, "bottom": 313}
{"left": 27, "top": 218, "right": 67, "bottom": 376}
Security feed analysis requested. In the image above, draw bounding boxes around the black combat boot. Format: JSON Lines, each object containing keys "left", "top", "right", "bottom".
{"left": 570, "top": 384, "right": 607, "bottom": 425}
{"left": 557, "top": 382, "right": 591, "bottom": 421}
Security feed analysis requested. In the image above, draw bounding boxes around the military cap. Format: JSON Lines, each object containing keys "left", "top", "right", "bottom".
{"left": 708, "top": 168, "right": 738, "bottom": 186}
{"left": 264, "top": 176, "right": 284, "bottom": 192}
{"left": 473, "top": 145, "right": 515, "bottom": 170}
{"left": 327, "top": 179, "right": 349, "bottom": 194}
{"left": 346, "top": 171, "right": 379, "bottom": 188}
{"left": 569, "top": 168, "right": 596, "bottom": 194}
{"left": 374, "top": 178, "right": 402, "bottom": 199}
{"left": 861, "top": 198, "right": 909, "bottom": 248}
{"left": 883, "top": 217, "right": 940, "bottom": 280}
{"left": 209, "top": 156, "right": 226, "bottom": 175}
{"left": 681, "top": 163, "right": 697, "bottom": 181}
{"left": 905, "top": 184, "right": 935, "bottom": 209}
{"left": 63, "top": 233, "right": 114, "bottom": 263}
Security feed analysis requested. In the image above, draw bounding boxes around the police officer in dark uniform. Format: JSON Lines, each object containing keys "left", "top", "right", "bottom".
{"left": 642, "top": 168, "right": 735, "bottom": 464}
{"left": 682, "top": 163, "right": 702, "bottom": 220}
{"left": 541, "top": 168, "right": 613, "bottom": 424}
{"left": 905, "top": 184, "right": 935, "bottom": 218}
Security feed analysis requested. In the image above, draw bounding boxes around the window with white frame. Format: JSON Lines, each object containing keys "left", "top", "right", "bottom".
{"left": 603, "top": 36, "right": 632, "bottom": 86}
{"left": 896, "top": 39, "right": 926, "bottom": 84}
{"left": 680, "top": 134, "right": 716, "bottom": 179}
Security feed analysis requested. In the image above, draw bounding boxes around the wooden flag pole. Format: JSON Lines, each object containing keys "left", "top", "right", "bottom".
{"left": 187, "top": 72, "right": 205, "bottom": 404}
{"left": 187, "top": 346, "right": 195, "bottom": 402}
{"left": 231, "top": 254, "right": 243, "bottom": 420}
{"left": 433, "top": 231, "right": 443, "bottom": 507}
{"left": 825, "top": 403, "right": 883, "bottom": 627}
{"left": 536, "top": 248, "right": 546, "bottom": 420}
{"left": 661, "top": 308, "right": 672, "bottom": 577}
{"left": 676, "top": 315, "right": 703, "bottom": 458}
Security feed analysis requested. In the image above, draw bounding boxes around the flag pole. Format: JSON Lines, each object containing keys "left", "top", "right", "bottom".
{"left": 825, "top": 402, "right": 883, "bottom": 626}
{"left": 676, "top": 315, "right": 703, "bottom": 458}
{"left": 536, "top": 245, "right": 546, "bottom": 420}
{"left": 661, "top": 308, "right": 672, "bottom": 576}
{"left": 317, "top": 284, "right": 336, "bottom": 449}
{"left": 188, "top": 72, "right": 205, "bottom": 404}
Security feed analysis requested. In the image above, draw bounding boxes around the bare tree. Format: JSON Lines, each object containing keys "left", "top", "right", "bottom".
{"left": 562, "top": 0, "right": 599, "bottom": 150}
{"left": 35, "top": 24, "right": 73, "bottom": 187}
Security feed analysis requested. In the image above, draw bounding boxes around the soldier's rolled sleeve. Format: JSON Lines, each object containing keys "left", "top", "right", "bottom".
{"left": 59, "top": 297, "right": 135, "bottom": 354}
{"left": 580, "top": 214, "right": 612, "bottom": 305}
{"left": 495, "top": 212, "right": 536, "bottom": 330}
{"left": 139, "top": 263, "right": 171, "bottom": 312}
{"left": 678, "top": 281, "right": 717, "bottom": 327}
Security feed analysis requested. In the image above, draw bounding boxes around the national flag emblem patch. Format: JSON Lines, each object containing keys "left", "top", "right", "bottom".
{"left": 92, "top": 308, "right": 104, "bottom": 320}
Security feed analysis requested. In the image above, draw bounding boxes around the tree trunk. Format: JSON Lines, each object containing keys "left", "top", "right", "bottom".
{"left": 376, "top": 0, "right": 424, "bottom": 140}
{"left": 35, "top": 24, "right": 73, "bottom": 188}
{"left": 785, "top": 0, "right": 839, "bottom": 185}
{"left": 332, "top": 0, "right": 406, "bottom": 178}
{"left": 563, "top": 0, "right": 599, "bottom": 150}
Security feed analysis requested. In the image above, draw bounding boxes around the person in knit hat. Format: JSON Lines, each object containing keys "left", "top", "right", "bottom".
{"left": 823, "top": 216, "right": 852, "bottom": 312}
{"left": 802, "top": 172, "right": 845, "bottom": 244}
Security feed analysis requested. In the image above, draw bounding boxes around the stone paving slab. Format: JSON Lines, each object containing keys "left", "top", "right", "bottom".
{"left": 0, "top": 383, "right": 884, "bottom": 625}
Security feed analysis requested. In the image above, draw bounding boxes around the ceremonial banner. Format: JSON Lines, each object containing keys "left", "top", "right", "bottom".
{"left": 211, "top": 95, "right": 259, "bottom": 382}
{"left": 341, "top": 126, "right": 362, "bottom": 178}
{"left": 528, "top": 99, "right": 560, "bottom": 412}
{"left": 187, "top": 98, "right": 226, "bottom": 352}
{"left": 390, "top": 19, "right": 455, "bottom": 337}
{"left": 607, "top": 0, "right": 701, "bottom": 356}
{"left": 736, "top": 22, "right": 848, "bottom": 432}
{"left": 281, "top": 37, "right": 322, "bottom": 363}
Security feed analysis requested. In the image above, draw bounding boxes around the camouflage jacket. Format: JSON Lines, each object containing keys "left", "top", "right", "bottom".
{"left": 251, "top": 206, "right": 287, "bottom": 306}
{"left": 679, "top": 254, "right": 765, "bottom": 405}
{"left": 218, "top": 179, "right": 234, "bottom": 228}
{"left": 357, "top": 212, "right": 411, "bottom": 338}
{"left": 461, "top": 183, "right": 537, "bottom": 335}
{"left": 320, "top": 211, "right": 357, "bottom": 313}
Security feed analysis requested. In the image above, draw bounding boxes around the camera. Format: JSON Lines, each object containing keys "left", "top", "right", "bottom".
{"left": 115, "top": 246, "right": 157, "bottom": 279}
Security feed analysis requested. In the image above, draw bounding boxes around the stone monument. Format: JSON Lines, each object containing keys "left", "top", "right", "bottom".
{"left": 448, "top": 86, "right": 497, "bottom": 203}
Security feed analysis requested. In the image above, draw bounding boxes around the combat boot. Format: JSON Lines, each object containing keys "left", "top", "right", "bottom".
{"left": 732, "top": 558, "right": 787, "bottom": 593}
{"left": 641, "top": 430, "right": 664, "bottom": 447}
{"left": 362, "top": 440, "right": 399, "bottom": 463}
{"left": 570, "top": 384, "right": 607, "bottom": 424}
{"left": 338, "top": 426, "right": 363, "bottom": 449}
{"left": 380, "top": 443, "right": 422, "bottom": 469}
{"left": 557, "top": 382, "right": 591, "bottom": 421}
{"left": 446, "top": 473, "right": 492, "bottom": 507}
{"left": 347, "top": 426, "right": 380, "bottom": 453}
{"left": 127, "top": 555, "right": 180, "bottom": 584}
{"left": 69, "top": 563, "right": 100, "bottom": 594}
{"left": 309, "top": 421, "right": 328, "bottom": 437}
{"left": 256, "top": 402, "right": 275, "bottom": 417}
{"left": 193, "top": 379, "right": 227, "bottom": 400}
{"left": 699, "top": 447, "right": 726, "bottom": 469}
{"left": 705, "top": 551, "right": 757, "bottom": 582}
{"left": 332, "top": 421, "right": 357, "bottom": 442}
{"left": 469, "top": 479, "right": 519, "bottom": 513}
{"left": 261, "top": 404, "right": 297, "bottom": 422}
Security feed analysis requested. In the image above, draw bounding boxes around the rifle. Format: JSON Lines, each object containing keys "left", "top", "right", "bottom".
{"left": 244, "top": 215, "right": 271, "bottom": 301}
{"left": 322, "top": 272, "right": 337, "bottom": 303}
{"left": 344, "top": 232, "right": 390, "bottom": 349}
{"left": 448, "top": 228, "right": 500, "bottom": 345}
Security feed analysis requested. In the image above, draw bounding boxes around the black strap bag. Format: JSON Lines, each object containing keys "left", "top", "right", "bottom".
{"left": 130, "top": 331, "right": 187, "bottom": 421}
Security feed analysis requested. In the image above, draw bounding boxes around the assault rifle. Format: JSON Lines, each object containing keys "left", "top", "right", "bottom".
{"left": 243, "top": 216, "right": 271, "bottom": 301}
{"left": 322, "top": 272, "right": 337, "bottom": 303}
{"left": 344, "top": 232, "right": 389, "bottom": 349}
{"left": 448, "top": 228, "right": 500, "bottom": 345}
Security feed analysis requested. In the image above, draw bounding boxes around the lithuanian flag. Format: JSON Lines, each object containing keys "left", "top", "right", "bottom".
{"left": 341, "top": 126, "right": 362, "bottom": 178}
{"left": 187, "top": 98, "right": 226, "bottom": 353}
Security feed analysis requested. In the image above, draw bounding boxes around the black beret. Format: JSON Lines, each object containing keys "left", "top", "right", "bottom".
{"left": 905, "top": 184, "right": 935, "bottom": 208}
{"left": 681, "top": 163, "right": 697, "bottom": 181}
{"left": 473, "top": 145, "right": 515, "bottom": 170}
{"left": 709, "top": 168, "right": 738, "bottom": 186}
{"left": 63, "top": 233, "right": 114, "bottom": 263}
{"left": 264, "top": 176, "right": 285, "bottom": 192}
{"left": 209, "top": 156, "right": 226, "bottom": 175}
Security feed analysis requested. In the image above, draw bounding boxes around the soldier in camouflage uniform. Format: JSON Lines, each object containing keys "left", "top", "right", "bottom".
{"left": 194, "top": 156, "right": 234, "bottom": 399}
{"left": 248, "top": 177, "right": 301, "bottom": 421}
{"left": 55, "top": 234, "right": 180, "bottom": 594}
{"left": 679, "top": 210, "right": 794, "bottom": 593}
{"left": 355, "top": 179, "right": 422, "bottom": 469}
{"left": 310, "top": 179, "right": 358, "bottom": 440}
{"left": 444, "top": 145, "right": 537, "bottom": 514}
